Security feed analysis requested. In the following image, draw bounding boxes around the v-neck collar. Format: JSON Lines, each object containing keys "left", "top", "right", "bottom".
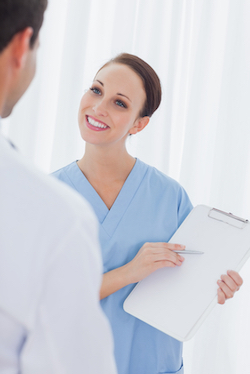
{"left": 65, "top": 159, "right": 148, "bottom": 237}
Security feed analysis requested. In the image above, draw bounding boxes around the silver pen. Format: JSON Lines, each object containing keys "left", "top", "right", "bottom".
{"left": 173, "top": 250, "right": 204, "bottom": 254}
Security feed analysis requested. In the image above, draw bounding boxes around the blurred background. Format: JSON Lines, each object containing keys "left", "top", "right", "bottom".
{"left": 2, "top": 0, "right": 250, "bottom": 372}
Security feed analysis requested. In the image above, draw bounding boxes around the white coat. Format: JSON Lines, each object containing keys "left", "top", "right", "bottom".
{"left": 0, "top": 129, "right": 117, "bottom": 374}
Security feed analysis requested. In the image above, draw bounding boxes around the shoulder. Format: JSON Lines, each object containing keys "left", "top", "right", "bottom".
{"left": 51, "top": 161, "right": 76, "bottom": 178}
{"left": 138, "top": 159, "right": 186, "bottom": 194}
{"left": 51, "top": 161, "right": 81, "bottom": 188}
{"left": 1, "top": 142, "right": 97, "bottom": 239}
{"left": 137, "top": 159, "right": 193, "bottom": 221}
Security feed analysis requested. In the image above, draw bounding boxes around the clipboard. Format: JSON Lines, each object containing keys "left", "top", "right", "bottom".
{"left": 123, "top": 205, "right": 250, "bottom": 342}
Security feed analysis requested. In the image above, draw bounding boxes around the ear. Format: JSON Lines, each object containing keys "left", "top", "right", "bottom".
{"left": 11, "top": 27, "right": 34, "bottom": 69}
{"left": 129, "top": 116, "right": 150, "bottom": 135}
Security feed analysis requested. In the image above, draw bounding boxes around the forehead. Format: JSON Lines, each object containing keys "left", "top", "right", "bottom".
{"left": 95, "top": 63, "right": 146, "bottom": 97}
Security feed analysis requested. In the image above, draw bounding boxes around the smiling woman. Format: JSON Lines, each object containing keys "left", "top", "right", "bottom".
{"left": 52, "top": 53, "right": 243, "bottom": 374}
{"left": 78, "top": 62, "right": 148, "bottom": 147}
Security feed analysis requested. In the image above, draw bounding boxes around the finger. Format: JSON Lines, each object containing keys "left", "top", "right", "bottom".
{"left": 155, "top": 256, "right": 183, "bottom": 266}
{"left": 150, "top": 246, "right": 185, "bottom": 263}
{"left": 154, "top": 249, "right": 185, "bottom": 266}
{"left": 226, "top": 270, "right": 243, "bottom": 288}
{"left": 151, "top": 243, "right": 185, "bottom": 251}
{"left": 141, "top": 245, "right": 184, "bottom": 266}
{"left": 154, "top": 250, "right": 185, "bottom": 265}
{"left": 220, "top": 274, "right": 238, "bottom": 292}
{"left": 154, "top": 259, "right": 182, "bottom": 270}
{"left": 217, "top": 280, "right": 234, "bottom": 299}
{"left": 165, "top": 243, "right": 186, "bottom": 251}
{"left": 217, "top": 288, "right": 226, "bottom": 305}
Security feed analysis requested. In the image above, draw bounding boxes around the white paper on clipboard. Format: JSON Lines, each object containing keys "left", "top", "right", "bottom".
{"left": 123, "top": 205, "right": 250, "bottom": 342}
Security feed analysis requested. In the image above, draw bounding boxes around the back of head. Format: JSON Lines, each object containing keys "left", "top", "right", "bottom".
{"left": 0, "top": 0, "right": 48, "bottom": 53}
{"left": 98, "top": 53, "right": 162, "bottom": 118}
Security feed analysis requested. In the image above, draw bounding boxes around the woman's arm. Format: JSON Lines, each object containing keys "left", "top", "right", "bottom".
{"left": 100, "top": 243, "right": 244, "bottom": 302}
{"left": 100, "top": 242, "right": 185, "bottom": 300}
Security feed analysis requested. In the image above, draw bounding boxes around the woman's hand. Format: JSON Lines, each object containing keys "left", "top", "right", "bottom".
{"left": 126, "top": 242, "right": 185, "bottom": 284}
{"left": 100, "top": 242, "right": 185, "bottom": 299}
{"left": 217, "top": 270, "right": 243, "bottom": 304}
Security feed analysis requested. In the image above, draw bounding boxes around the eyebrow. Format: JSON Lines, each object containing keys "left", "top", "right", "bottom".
{"left": 95, "top": 79, "right": 131, "bottom": 102}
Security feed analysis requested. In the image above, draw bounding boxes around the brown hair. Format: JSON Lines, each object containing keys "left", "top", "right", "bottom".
{"left": 0, "top": 0, "right": 48, "bottom": 53}
{"left": 97, "top": 53, "right": 162, "bottom": 118}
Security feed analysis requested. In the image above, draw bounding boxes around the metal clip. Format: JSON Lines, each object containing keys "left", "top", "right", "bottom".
{"left": 208, "top": 208, "right": 248, "bottom": 229}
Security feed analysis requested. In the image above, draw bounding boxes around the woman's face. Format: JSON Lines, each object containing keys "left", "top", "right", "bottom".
{"left": 78, "top": 63, "right": 148, "bottom": 147}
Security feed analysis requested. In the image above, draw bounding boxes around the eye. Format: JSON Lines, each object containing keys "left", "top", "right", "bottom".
{"left": 90, "top": 87, "right": 101, "bottom": 95}
{"left": 115, "top": 100, "right": 127, "bottom": 108}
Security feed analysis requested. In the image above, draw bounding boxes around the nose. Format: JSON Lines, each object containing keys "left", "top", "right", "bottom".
{"left": 92, "top": 99, "right": 108, "bottom": 117}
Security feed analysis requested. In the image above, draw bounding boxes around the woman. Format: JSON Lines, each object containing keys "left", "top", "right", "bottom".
{"left": 53, "top": 53, "right": 243, "bottom": 374}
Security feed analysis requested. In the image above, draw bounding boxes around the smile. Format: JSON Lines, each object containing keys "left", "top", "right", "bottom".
{"left": 86, "top": 115, "right": 109, "bottom": 129}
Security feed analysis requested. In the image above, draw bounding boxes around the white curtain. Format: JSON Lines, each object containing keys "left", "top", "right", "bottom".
{"left": 2, "top": 0, "right": 250, "bottom": 372}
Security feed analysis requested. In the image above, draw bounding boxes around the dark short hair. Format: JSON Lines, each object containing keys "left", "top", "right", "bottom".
{"left": 97, "top": 53, "right": 162, "bottom": 118}
{"left": 0, "top": 0, "right": 48, "bottom": 53}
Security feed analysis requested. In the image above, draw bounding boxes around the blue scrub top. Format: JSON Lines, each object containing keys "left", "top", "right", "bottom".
{"left": 53, "top": 159, "right": 193, "bottom": 374}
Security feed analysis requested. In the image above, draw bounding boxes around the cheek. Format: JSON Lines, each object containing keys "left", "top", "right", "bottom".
{"left": 78, "top": 96, "right": 90, "bottom": 120}
{"left": 79, "top": 96, "right": 88, "bottom": 112}
{"left": 115, "top": 114, "right": 137, "bottom": 134}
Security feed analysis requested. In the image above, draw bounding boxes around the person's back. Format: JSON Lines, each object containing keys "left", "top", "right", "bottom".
{"left": 0, "top": 0, "right": 117, "bottom": 372}
{"left": 0, "top": 134, "right": 117, "bottom": 373}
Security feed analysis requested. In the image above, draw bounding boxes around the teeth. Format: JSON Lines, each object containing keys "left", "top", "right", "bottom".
{"left": 87, "top": 116, "right": 108, "bottom": 129}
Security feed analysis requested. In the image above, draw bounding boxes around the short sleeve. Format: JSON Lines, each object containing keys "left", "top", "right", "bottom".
{"left": 177, "top": 187, "right": 193, "bottom": 227}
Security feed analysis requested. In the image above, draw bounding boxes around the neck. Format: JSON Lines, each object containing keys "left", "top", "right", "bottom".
{"left": 78, "top": 142, "right": 136, "bottom": 183}
{"left": 0, "top": 75, "right": 6, "bottom": 118}
{"left": 0, "top": 51, "right": 12, "bottom": 118}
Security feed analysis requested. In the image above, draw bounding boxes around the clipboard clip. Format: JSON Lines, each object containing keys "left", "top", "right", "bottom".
{"left": 208, "top": 208, "right": 248, "bottom": 229}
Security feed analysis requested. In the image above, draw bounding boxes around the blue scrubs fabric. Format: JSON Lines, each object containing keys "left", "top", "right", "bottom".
{"left": 53, "top": 159, "right": 193, "bottom": 374}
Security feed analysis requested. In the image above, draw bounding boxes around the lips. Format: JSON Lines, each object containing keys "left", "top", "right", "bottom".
{"left": 86, "top": 115, "right": 109, "bottom": 131}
